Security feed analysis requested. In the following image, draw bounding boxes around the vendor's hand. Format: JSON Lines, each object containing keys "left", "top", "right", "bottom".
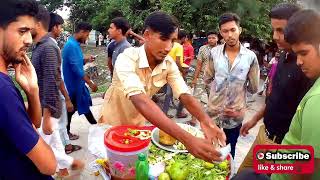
{"left": 89, "top": 82, "right": 98, "bottom": 92}
{"left": 223, "top": 108, "right": 245, "bottom": 118}
{"left": 65, "top": 99, "right": 74, "bottom": 112}
{"left": 240, "top": 119, "right": 258, "bottom": 137}
{"left": 14, "top": 54, "right": 39, "bottom": 96}
{"left": 185, "top": 136, "right": 223, "bottom": 162}
{"left": 200, "top": 120, "right": 226, "bottom": 147}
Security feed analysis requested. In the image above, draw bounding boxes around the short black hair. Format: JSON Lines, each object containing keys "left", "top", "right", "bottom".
{"left": 219, "top": 13, "right": 240, "bottom": 28}
{"left": 111, "top": 17, "right": 130, "bottom": 36}
{"left": 178, "top": 30, "right": 187, "bottom": 40}
{"left": 207, "top": 31, "right": 218, "bottom": 37}
{"left": 144, "top": 11, "right": 178, "bottom": 39}
{"left": 49, "top": 13, "right": 64, "bottom": 32}
{"left": 35, "top": 5, "right": 50, "bottom": 31}
{"left": 285, "top": 9, "right": 320, "bottom": 46}
{"left": 0, "top": 0, "right": 38, "bottom": 28}
{"left": 75, "top": 22, "right": 92, "bottom": 33}
{"left": 269, "top": 3, "right": 301, "bottom": 20}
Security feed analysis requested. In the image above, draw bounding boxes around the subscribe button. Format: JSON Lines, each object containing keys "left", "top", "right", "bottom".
{"left": 253, "top": 145, "right": 314, "bottom": 174}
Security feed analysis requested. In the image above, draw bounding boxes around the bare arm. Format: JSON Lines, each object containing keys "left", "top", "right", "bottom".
{"left": 59, "top": 79, "right": 74, "bottom": 112}
{"left": 130, "top": 94, "right": 223, "bottom": 162}
{"left": 240, "top": 104, "right": 266, "bottom": 136}
{"left": 27, "top": 137, "right": 57, "bottom": 175}
{"left": 252, "top": 104, "right": 266, "bottom": 123}
{"left": 179, "top": 93, "right": 209, "bottom": 123}
{"left": 175, "top": 56, "right": 184, "bottom": 73}
{"left": 204, "top": 54, "right": 215, "bottom": 85}
{"left": 15, "top": 54, "right": 41, "bottom": 128}
{"left": 83, "top": 74, "right": 98, "bottom": 92}
{"left": 129, "top": 31, "right": 145, "bottom": 44}
{"left": 130, "top": 94, "right": 190, "bottom": 143}
{"left": 26, "top": 89, "right": 41, "bottom": 128}
{"left": 107, "top": 57, "right": 113, "bottom": 74}
{"left": 247, "top": 55, "right": 260, "bottom": 94}
{"left": 59, "top": 81, "right": 70, "bottom": 101}
{"left": 179, "top": 94, "right": 226, "bottom": 145}
{"left": 192, "top": 59, "right": 203, "bottom": 86}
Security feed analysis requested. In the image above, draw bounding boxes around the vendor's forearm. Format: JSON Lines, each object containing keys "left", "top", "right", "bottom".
{"left": 130, "top": 94, "right": 191, "bottom": 144}
{"left": 180, "top": 94, "right": 209, "bottom": 123}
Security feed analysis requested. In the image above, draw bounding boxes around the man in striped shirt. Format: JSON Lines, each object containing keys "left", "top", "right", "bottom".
{"left": 31, "top": 6, "right": 83, "bottom": 177}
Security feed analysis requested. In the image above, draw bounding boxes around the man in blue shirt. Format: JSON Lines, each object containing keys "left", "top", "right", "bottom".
{"left": 0, "top": 0, "right": 57, "bottom": 179}
{"left": 62, "top": 22, "right": 97, "bottom": 139}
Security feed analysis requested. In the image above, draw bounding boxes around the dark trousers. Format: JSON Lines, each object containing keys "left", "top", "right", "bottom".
{"left": 223, "top": 124, "right": 242, "bottom": 158}
{"left": 67, "top": 97, "right": 97, "bottom": 133}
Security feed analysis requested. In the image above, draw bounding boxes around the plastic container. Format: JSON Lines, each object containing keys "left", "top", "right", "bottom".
{"left": 104, "top": 126, "right": 151, "bottom": 179}
{"left": 135, "top": 153, "right": 149, "bottom": 180}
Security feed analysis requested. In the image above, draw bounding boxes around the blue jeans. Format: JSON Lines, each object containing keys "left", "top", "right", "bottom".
{"left": 223, "top": 124, "right": 242, "bottom": 158}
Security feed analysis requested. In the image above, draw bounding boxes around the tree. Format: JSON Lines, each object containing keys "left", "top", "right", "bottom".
{"left": 39, "top": 0, "right": 64, "bottom": 11}
{"left": 40, "top": 0, "right": 298, "bottom": 40}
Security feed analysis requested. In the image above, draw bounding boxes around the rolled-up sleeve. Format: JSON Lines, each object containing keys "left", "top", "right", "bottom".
{"left": 115, "top": 52, "right": 146, "bottom": 98}
{"left": 167, "top": 62, "right": 190, "bottom": 99}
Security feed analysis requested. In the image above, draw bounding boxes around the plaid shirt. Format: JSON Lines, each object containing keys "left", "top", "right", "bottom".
{"left": 32, "top": 34, "right": 62, "bottom": 118}
{"left": 205, "top": 44, "right": 260, "bottom": 129}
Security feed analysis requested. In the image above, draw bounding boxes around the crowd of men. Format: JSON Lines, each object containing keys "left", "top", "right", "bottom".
{"left": 0, "top": 0, "right": 319, "bottom": 179}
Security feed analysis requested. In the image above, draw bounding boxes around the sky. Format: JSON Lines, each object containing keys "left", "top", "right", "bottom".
{"left": 56, "top": 6, "right": 70, "bottom": 20}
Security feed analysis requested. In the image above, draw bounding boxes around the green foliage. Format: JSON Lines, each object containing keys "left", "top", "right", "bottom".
{"left": 42, "top": 0, "right": 298, "bottom": 40}
{"left": 39, "top": 0, "right": 64, "bottom": 11}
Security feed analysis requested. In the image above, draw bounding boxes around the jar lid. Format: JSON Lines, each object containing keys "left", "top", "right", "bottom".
{"left": 104, "top": 126, "right": 151, "bottom": 152}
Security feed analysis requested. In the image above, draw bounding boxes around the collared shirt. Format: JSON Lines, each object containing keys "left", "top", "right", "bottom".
{"left": 271, "top": 78, "right": 320, "bottom": 180}
{"left": 31, "top": 34, "right": 62, "bottom": 118}
{"left": 264, "top": 52, "right": 314, "bottom": 140}
{"left": 99, "top": 45, "right": 190, "bottom": 125}
{"left": 62, "top": 36, "right": 92, "bottom": 115}
{"left": 111, "top": 38, "right": 131, "bottom": 66}
{"left": 204, "top": 43, "right": 260, "bottom": 129}
{"left": 197, "top": 44, "right": 214, "bottom": 80}
{"left": 49, "top": 34, "right": 64, "bottom": 80}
